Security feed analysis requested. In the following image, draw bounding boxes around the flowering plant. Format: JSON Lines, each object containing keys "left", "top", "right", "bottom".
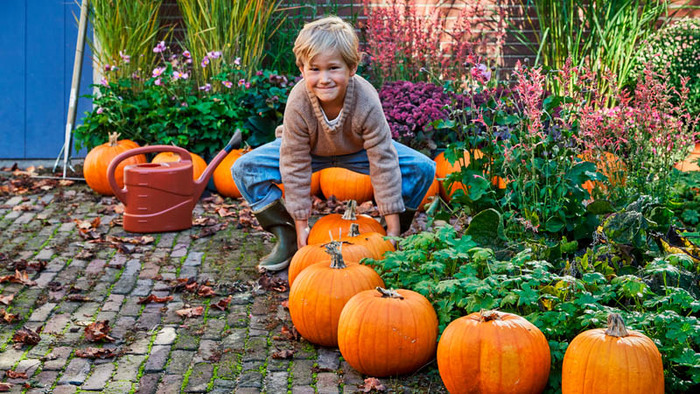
{"left": 74, "top": 43, "right": 293, "bottom": 157}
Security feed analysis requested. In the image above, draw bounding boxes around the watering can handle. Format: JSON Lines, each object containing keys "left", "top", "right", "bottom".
{"left": 107, "top": 145, "right": 192, "bottom": 203}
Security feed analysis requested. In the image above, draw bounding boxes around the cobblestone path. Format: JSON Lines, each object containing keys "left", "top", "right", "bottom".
{"left": 0, "top": 179, "right": 444, "bottom": 393}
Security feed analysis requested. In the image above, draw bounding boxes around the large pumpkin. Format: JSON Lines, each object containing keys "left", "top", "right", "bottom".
{"left": 338, "top": 287, "right": 438, "bottom": 377}
{"left": 287, "top": 240, "right": 373, "bottom": 287}
{"left": 276, "top": 172, "right": 321, "bottom": 198}
{"left": 83, "top": 132, "right": 146, "bottom": 195}
{"left": 152, "top": 150, "right": 207, "bottom": 180}
{"left": 308, "top": 200, "right": 385, "bottom": 245}
{"left": 288, "top": 241, "right": 384, "bottom": 347}
{"left": 320, "top": 167, "right": 374, "bottom": 203}
{"left": 344, "top": 223, "right": 394, "bottom": 262}
{"left": 437, "top": 310, "right": 551, "bottom": 394}
{"left": 419, "top": 176, "right": 440, "bottom": 211}
{"left": 578, "top": 150, "right": 627, "bottom": 196}
{"left": 562, "top": 313, "right": 663, "bottom": 394}
{"left": 674, "top": 142, "right": 700, "bottom": 172}
{"left": 435, "top": 150, "right": 505, "bottom": 200}
{"left": 213, "top": 149, "right": 246, "bottom": 198}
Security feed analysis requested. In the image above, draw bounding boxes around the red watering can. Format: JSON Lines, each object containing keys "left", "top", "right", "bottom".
{"left": 106, "top": 131, "right": 241, "bottom": 233}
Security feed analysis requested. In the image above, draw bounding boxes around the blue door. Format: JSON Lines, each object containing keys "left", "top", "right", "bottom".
{"left": 0, "top": 0, "right": 92, "bottom": 160}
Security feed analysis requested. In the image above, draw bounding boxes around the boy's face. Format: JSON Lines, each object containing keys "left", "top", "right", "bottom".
{"left": 299, "top": 50, "right": 357, "bottom": 110}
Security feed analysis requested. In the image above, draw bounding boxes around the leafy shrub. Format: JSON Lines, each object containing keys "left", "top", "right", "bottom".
{"left": 369, "top": 223, "right": 700, "bottom": 392}
{"left": 75, "top": 44, "right": 293, "bottom": 158}
{"left": 634, "top": 18, "right": 700, "bottom": 124}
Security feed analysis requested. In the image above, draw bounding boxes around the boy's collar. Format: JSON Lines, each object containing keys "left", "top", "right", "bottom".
{"left": 305, "top": 75, "right": 356, "bottom": 135}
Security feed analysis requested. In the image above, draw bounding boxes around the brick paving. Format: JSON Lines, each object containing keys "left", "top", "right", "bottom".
{"left": 0, "top": 176, "right": 445, "bottom": 393}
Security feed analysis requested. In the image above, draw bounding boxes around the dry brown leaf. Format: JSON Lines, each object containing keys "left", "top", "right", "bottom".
{"left": 360, "top": 377, "right": 386, "bottom": 392}
{"left": 12, "top": 260, "right": 46, "bottom": 272}
{"left": 257, "top": 273, "right": 289, "bottom": 292}
{"left": 74, "top": 218, "right": 95, "bottom": 230}
{"left": 191, "top": 222, "right": 228, "bottom": 239}
{"left": 0, "top": 294, "right": 14, "bottom": 306}
{"left": 280, "top": 299, "right": 289, "bottom": 309}
{"left": 210, "top": 295, "right": 232, "bottom": 311}
{"left": 196, "top": 285, "right": 216, "bottom": 297}
{"left": 114, "top": 203, "right": 125, "bottom": 214}
{"left": 84, "top": 320, "right": 115, "bottom": 342}
{"left": 74, "top": 347, "right": 117, "bottom": 359}
{"left": 193, "top": 217, "right": 218, "bottom": 226}
{"left": 59, "top": 179, "right": 74, "bottom": 186}
{"left": 5, "top": 370, "right": 27, "bottom": 379}
{"left": 0, "top": 382, "right": 12, "bottom": 391}
{"left": 66, "top": 294, "right": 91, "bottom": 302}
{"left": 271, "top": 349, "right": 295, "bottom": 359}
{"left": 175, "top": 306, "right": 204, "bottom": 318}
{"left": 0, "top": 309, "right": 18, "bottom": 324}
{"left": 74, "top": 249, "right": 95, "bottom": 260}
{"left": 137, "top": 294, "right": 173, "bottom": 304}
{"left": 0, "top": 270, "right": 36, "bottom": 286}
{"left": 273, "top": 325, "right": 300, "bottom": 342}
{"left": 12, "top": 327, "right": 41, "bottom": 346}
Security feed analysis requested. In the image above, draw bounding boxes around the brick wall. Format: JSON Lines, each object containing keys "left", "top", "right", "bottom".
{"left": 158, "top": 0, "right": 700, "bottom": 72}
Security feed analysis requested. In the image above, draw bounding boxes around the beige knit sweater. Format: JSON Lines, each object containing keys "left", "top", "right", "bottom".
{"left": 276, "top": 75, "right": 404, "bottom": 220}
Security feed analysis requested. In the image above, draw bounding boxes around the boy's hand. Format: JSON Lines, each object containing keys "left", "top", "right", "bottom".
{"left": 384, "top": 213, "right": 400, "bottom": 247}
{"left": 295, "top": 220, "right": 310, "bottom": 249}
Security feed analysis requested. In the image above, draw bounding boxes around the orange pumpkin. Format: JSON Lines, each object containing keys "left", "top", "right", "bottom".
{"left": 435, "top": 150, "right": 505, "bottom": 200}
{"left": 578, "top": 150, "right": 627, "bottom": 196}
{"left": 437, "top": 310, "right": 551, "bottom": 394}
{"left": 151, "top": 150, "right": 207, "bottom": 180}
{"left": 276, "top": 172, "right": 321, "bottom": 198}
{"left": 674, "top": 142, "right": 700, "bottom": 172}
{"left": 419, "top": 176, "right": 440, "bottom": 211}
{"left": 338, "top": 287, "right": 438, "bottom": 377}
{"left": 213, "top": 149, "right": 246, "bottom": 198}
{"left": 288, "top": 241, "right": 385, "bottom": 347}
{"left": 83, "top": 132, "right": 146, "bottom": 195}
{"left": 562, "top": 313, "right": 663, "bottom": 394}
{"left": 344, "top": 223, "right": 394, "bottom": 262}
{"left": 287, "top": 241, "right": 372, "bottom": 287}
{"left": 320, "top": 167, "right": 373, "bottom": 203}
{"left": 308, "top": 200, "right": 386, "bottom": 245}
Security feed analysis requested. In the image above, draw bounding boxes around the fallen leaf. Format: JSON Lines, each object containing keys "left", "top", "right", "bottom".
{"left": 210, "top": 295, "right": 232, "bottom": 311}
{"left": 74, "top": 250, "right": 95, "bottom": 260}
{"left": 271, "top": 349, "right": 295, "bottom": 359}
{"left": 175, "top": 306, "right": 204, "bottom": 318}
{"left": 66, "top": 294, "right": 91, "bottom": 302}
{"left": 84, "top": 320, "right": 115, "bottom": 342}
{"left": 0, "top": 294, "right": 14, "bottom": 305}
{"left": 2, "top": 309, "right": 18, "bottom": 324}
{"left": 273, "top": 325, "right": 300, "bottom": 341}
{"left": 12, "top": 260, "right": 46, "bottom": 272}
{"left": 59, "top": 179, "right": 74, "bottom": 187}
{"left": 12, "top": 327, "right": 41, "bottom": 346}
{"left": 191, "top": 222, "right": 228, "bottom": 239}
{"left": 5, "top": 370, "right": 27, "bottom": 379}
{"left": 0, "top": 382, "right": 12, "bottom": 391}
{"left": 280, "top": 299, "right": 289, "bottom": 309}
{"left": 137, "top": 294, "right": 173, "bottom": 304}
{"left": 74, "top": 218, "right": 95, "bottom": 230}
{"left": 360, "top": 377, "right": 386, "bottom": 392}
{"left": 74, "top": 347, "right": 117, "bottom": 359}
{"left": 193, "top": 217, "right": 218, "bottom": 226}
{"left": 0, "top": 270, "right": 36, "bottom": 286}
{"left": 197, "top": 285, "right": 216, "bottom": 297}
{"left": 257, "top": 273, "right": 289, "bottom": 292}
{"left": 114, "top": 203, "right": 125, "bottom": 214}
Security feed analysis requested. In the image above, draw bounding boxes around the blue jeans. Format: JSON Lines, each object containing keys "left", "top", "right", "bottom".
{"left": 232, "top": 138, "right": 436, "bottom": 212}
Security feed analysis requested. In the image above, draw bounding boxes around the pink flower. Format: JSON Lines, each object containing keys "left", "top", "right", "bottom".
{"left": 96, "top": 107, "right": 104, "bottom": 114}
{"left": 234, "top": 57, "right": 241, "bottom": 66}
{"left": 201, "top": 56, "right": 210, "bottom": 68}
{"left": 100, "top": 78, "right": 108, "bottom": 87}
{"left": 153, "top": 41, "right": 166, "bottom": 53}
{"left": 152, "top": 67, "right": 166, "bottom": 78}
{"left": 119, "top": 50, "right": 131, "bottom": 63}
{"left": 183, "top": 50, "right": 191, "bottom": 59}
{"left": 208, "top": 51, "right": 221, "bottom": 59}
{"left": 222, "top": 80, "right": 233, "bottom": 88}
{"left": 199, "top": 83, "right": 211, "bottom": 92}
{"left": 238, "top": 79, "right": 246, "bottom": 87}
{"left": 173, "top": 71, "right": 188, "bottom": 80}
{"left": 154, "top": 78, "right": 162, "bottom": 86}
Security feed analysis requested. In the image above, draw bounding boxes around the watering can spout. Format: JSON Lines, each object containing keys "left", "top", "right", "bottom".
{"left": 193, "top": 130, "right": 243, "bottom": 198}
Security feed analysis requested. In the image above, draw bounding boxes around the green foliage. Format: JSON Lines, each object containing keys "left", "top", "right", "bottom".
{"left": 74, "top": 64, "right": 292, "bottom": 157}
{"left": 369, "top": 224, "right": 700, "bottom": 392}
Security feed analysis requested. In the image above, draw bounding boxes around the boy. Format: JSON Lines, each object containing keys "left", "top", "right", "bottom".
{"left": 233, "top": 16, "right": 435, "bottom": 272}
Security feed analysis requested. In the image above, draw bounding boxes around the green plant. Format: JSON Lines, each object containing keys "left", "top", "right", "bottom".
{"left": 513, "top": 0, "right": 669, "bottom": 104}
{"left": 176, "top": 0, "right": 281, "bottom": 87}
{"left": 89, "top": 0, "right": 171, "bottom": 80}
{"left": 367, "top": 224, "right": 700, "bottom": 391}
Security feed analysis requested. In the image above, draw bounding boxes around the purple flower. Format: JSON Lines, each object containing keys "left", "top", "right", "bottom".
{"left": 199, "top": 83, "right": 211, "bottom": 92}
{"left": 104, "top": 64, "right": 112, "bottom": 72}
{"left": 201, "top": 56, "right": 210, "bottom": 68}
{"left": 154, "top": 78, "right": 162, "bottom": 86}
{"left": 119, "top": 50, "right": 130, "bottom": 64}
{"left": 153, "top": 41, "right": 166, "bottom": 53}
{"left": 100, "top": 78, "right": 108, "bottom": 87}
{"left": 234, "top": 57, "right": 241, "bottom": 66}
{"left": 471, "top": 63, "right": 492, "bottom": 82}
{"left": 208, "top": 51, "right": 221, "bottom": 59}
{"left": 222, "top": 80, "right": 233, "bottom": 88}
{"left": 183, "top": 50, "right": 191, "bottom": 58}
{"left": 152, "top": 67, "right": 166, "bottom": 78}
{"left": 96, "top": 107, "right": 104, "bottom": 114}
{"left": 256, "top": 70, "right": 264, "bottom": 76}
{"left": 238, "top": 79, "right": 246, "bottom": 87}
{"left": 173, "top": 71, "right": 188, "bottom": 80}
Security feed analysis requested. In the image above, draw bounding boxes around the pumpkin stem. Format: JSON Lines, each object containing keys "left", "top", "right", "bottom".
{"left": 108, "top": 132, "right": 120, "bottom": 147}
{"left": 341, "top": 200, "right": 358, "bottom": 221}
{"left": 349, "top": 223, "right": 360, "bottom": 237}
{"left": 605, "top": 313, "right": 629, "bottom": 337}
{"left": 479, "top": 310, "right": 501, "bottom": 322}
{"left": 376, "top": 287, "right": 404, "bottom": 299}
{"left": 324, "top": 240, "right": 346, "bottom": 269}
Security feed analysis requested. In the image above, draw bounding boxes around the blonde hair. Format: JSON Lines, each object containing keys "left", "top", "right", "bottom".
{"left": 293, "top": 16, "right": 360, "bottom": 70}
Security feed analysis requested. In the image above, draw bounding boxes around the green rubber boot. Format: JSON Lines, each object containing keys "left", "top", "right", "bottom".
{"left": 254, "top": 199, "right": 298, "bottom": 272}
{"left": 399, "top": 208, "right": 418, "bottom": 234}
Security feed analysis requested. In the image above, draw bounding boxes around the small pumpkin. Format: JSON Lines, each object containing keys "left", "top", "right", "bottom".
{"left": 562, "top": 313, "right": 664, "bottom": 394}
{"left": 320, "top": 167, "right": 374, "bottom": 203}
{"left": 435, "top": 150, "right": 505, "bottom": 200}
{"left": 308, "top": 200, "right": 385, "bottom": 245}
{"left": 83, "top": 132, "right": 146, "bottom": 195}
{"left": 288, "top": 241, "right": 385, "bottom": 347}
{"left": 344, "top": 223, "right": 394, "bottom": 262}
{"left": 578, "top": 150, "right": 627, "bottom": 196}
{"left": 213, "top": 148, "right": 246, "bottom": 198}
{"left": 437, "top": 310, "right": 551, "bottom": 394}
{"left": 152, "top": 150, "right": 207, "bottom": 180}
{"left": 674, "top": 142, "right": 700, "bottom": 172}
{"left": 287, "top": 240, "right": 372, "bottom": 287}
{"left": 338, "top": 287, "right": 438, "bottom": 377}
